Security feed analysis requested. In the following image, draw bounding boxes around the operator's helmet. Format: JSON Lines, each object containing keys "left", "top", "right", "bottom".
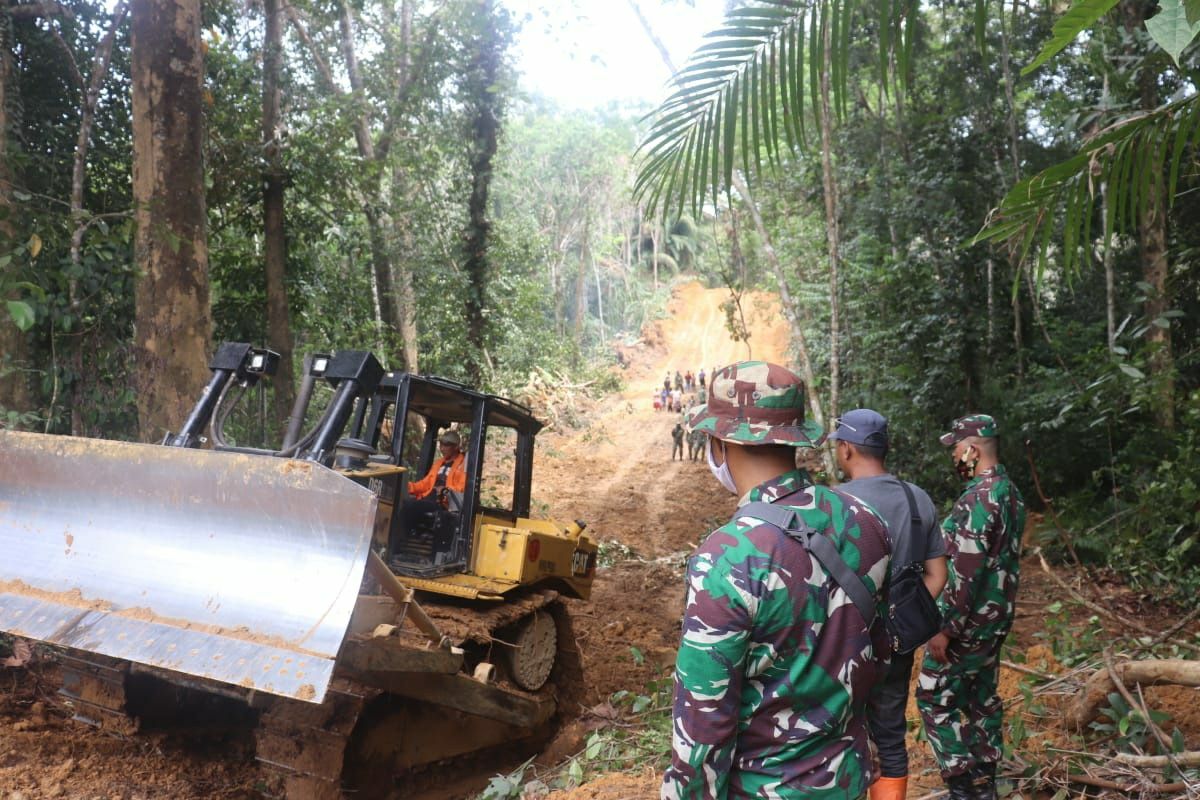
{"left": 438, "top": 430, "right": 462, "bottom": 447}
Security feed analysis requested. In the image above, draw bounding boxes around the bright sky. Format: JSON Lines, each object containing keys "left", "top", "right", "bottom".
{"left": 503, "top": 0, "right": 727, "bottom": 111}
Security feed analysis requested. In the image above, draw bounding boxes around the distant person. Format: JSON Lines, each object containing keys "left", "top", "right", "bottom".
{"left": 664, "top": 373, "right": 672, "bottom": 392}
{"left": 828, "top": 409, "right": 948, "bottom": 800}
{"left": 918, "top": 415, "right": 1026, "bottom": 800}
{"left": 672, "top": 388, "right": 683, "bottom": 412}
{"left": 662, "top": 361, "right": 891, "bottom": 800}
{"left": 697, "top": 368, "right": 706, "bottom": 390}
{"left": 688, "top": 428, "right": 705, "bottom": 461}
{"left": 653, "top": 391, "right": 663, "bottom": 412}
{"left": 684, "top": 370, "right": 694, "bottom": 392}
{"left": 674, "top": 370, "right": 684, "bottom": 392}
{"left": 671, "top": 422, "right": 686, "bottom": 460}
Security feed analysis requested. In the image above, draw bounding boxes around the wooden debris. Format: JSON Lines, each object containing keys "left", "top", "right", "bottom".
{"left": 1065, "top": 657, "right": 1200, "bottom": 730}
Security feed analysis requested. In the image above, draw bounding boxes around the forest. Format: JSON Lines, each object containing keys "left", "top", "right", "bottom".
{"left": 0, "top": 0, "right": 1199, "bottom": 796}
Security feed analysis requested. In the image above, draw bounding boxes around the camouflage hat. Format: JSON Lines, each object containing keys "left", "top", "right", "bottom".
{"left": 684, "top": 361, "right": 824, "bottom": 447}
{"left": 939, "top": 414, "right": 998, "bottom": 446}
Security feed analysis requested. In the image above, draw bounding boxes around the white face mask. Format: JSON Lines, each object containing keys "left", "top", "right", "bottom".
{"left": 706, "top": 438, "right": 738, "bottom": 494}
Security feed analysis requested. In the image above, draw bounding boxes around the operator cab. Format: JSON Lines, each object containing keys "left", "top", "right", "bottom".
{"left": 383, "top": 375, "right": 541, "bottom": 578}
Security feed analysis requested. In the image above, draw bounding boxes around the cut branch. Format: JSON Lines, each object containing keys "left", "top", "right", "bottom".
{"left": 1065, "top": 658, "right": 1200, "bottom": 730}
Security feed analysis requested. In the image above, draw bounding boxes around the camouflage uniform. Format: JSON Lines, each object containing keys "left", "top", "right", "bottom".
{"left": 663, "top": 362, "right": 892, "bottom": 800}
{"left": 917, "top": 415, "right": 1026, "bottom": 782}
{"left": 688, "top": 429, "right": 705, "bottom": 461}
{"left": 672, "top": 423, "right": 686, "bottom": 460}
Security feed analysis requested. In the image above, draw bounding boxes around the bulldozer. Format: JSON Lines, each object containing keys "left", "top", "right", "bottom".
{"left": 0, "top": 342, "right": 598, "bottom": 798}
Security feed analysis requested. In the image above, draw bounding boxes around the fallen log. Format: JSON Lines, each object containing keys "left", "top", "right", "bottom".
{"left": 1065, "top": 658, "right": 1200, "bottom": 730}
{"left": 1064, "top": 773, "right": 1188, "bottom": 794}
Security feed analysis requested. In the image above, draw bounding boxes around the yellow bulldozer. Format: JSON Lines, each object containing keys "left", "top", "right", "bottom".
{"left": 0, "top": 342, "right": 598, "bottom": 798}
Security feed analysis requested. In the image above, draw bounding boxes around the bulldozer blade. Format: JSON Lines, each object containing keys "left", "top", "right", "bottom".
{"left": 0, "top": 430, "right": 378, "bottom": 704}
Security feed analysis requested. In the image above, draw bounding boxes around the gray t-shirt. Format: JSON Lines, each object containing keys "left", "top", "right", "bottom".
{"left": 839, "top": 474, "right": 945, "bottom": 568}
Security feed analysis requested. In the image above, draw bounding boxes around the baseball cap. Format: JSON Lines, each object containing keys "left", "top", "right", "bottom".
{"left": 684, "top": 361, "right": 824, "bottom": 447}
{"left": 827, "top": 409, "right": 889, "bottom": 448}
{"left": 939, "top": 414, "right": 998, "bottom": 446}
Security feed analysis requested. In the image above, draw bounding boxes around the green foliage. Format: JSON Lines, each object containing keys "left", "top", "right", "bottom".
{"left": 1091, "top": 692, "right": 1175, "bottom": 752}
{"left": 1146, "top": 0, "right": 1200, "bottom": 65}
{"left": 1022, "top": 0, "right": 1120, "bottom": 75}
{"left": 634, "top": 0, "right": 914, "bottom": 218}
{"left": 476, "top": 673, "right": 675, "bottom": 799}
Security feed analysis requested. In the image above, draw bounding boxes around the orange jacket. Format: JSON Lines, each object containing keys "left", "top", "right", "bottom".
{"left": 408, "top": 452, "right": 466, "bottom": 500}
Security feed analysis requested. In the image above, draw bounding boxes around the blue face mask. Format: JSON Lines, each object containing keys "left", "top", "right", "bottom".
{"left": 707, "top": 438, "right": 738, "bottom": 494}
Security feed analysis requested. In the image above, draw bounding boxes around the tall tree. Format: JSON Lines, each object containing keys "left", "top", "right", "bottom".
{"left": 0, "top": 9, "right": 30, "bottom": 418}
{"left": 130, "top": 0, "right": 212, "bottom": 440}
{"left": 461, "top": 0, "right": 505, "bottom": 384}
{"left": 65, "top": 0, "right": 128, "bottom": 435}
{"left": 262, "top": 0, "right": 294, "bottom": 434}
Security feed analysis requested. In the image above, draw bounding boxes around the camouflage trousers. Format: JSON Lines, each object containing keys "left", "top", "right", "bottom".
{"left": 915, "top": 639, "right": 1004, "bottom": 779}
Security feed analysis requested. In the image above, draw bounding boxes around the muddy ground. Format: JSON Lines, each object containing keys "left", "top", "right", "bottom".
{"left": 1, "top": 281, "right": 1198, "bottom": 799}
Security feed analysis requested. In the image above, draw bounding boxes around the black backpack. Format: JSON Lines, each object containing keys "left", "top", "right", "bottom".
{"left": 740, "top": 491, "right": 942, "bottom": 655}
{"left": 884, "top": 482, "right": 944, "bottom": 654}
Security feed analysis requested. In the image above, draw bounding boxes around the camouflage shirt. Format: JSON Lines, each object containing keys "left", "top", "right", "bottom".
{"left": 662, "top": 469, "right": 892, "bottom": 800}
{"left": 938, "top": 464, "right": 1026, "bottom": 643}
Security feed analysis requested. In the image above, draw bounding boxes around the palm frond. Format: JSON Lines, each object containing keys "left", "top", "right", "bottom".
{"left": 973, "top": 94, "right": 1200, "bottom": 280}
{"left": 634, "top": 0, "right": 905, "bottom": 218}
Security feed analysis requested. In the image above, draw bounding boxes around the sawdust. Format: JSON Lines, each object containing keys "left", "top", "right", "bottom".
{"left": 543, "top": 767, "right": 660, "bottom": 799}
{"left": 0, "top": 579, "right": 112, "bottom": 612}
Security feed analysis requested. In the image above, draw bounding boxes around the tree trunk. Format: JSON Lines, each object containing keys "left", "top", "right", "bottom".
{"left": 1012, "top": 264, "right": 1024, "bottom": 381}
{"left": 1140, "top": 174, "right": 1174, "bottom": 429}
{"left": 574, "top": 218, "right": 590, "bottom": 345}
{"left": 1132, "top": 27, "right": 1174, "bottom": 428}
{"left": 593, "top": 250, "right": 605, "bottom": 345}
{"left": 462, "top": 0, "right": 502, "bottom": 384}
{"left": 262, "top": 0, "right": 294, "bottom": 438}
{"left": 65, "top": 0, "right": 128, "bottom": 436}
{"left": 0, "top": 12, "right": 31, "bottom": 418}
{"left": 819, "top": 8, "right": 841, "bottom": 425}
{"left": 986, "top": 258, "right": 995, "bottom": 357}
{"left": 1101, "top": 181, "right": 1115, "bottom": 352}
{"left": 131, "top": 0, "right": 212, "bottom": 441}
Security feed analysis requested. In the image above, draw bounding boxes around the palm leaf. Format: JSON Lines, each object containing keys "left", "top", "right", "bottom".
{"left": 634, "top": 0, "right": 905, "bottom": 217}
{"left": 973, "top": 95, "right": 1200, "bottom": 280}
{"left": 1022, "top": 0, "right": 1121, "bottom": 75}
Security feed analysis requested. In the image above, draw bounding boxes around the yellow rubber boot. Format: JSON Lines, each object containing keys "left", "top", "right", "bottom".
{"left": 869, "top": 775, "right": 908, "bottom": 800}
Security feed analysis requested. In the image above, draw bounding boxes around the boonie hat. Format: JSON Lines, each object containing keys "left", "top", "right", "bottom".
{"left": 684, "top": 361, "right": 823, "bottom": 447}
{"left": 939, "top": 414, "right": 998, "bottom": 446}
{"left": 438, "top": 430, "right": 462, "bottom": 446}
{"left": 827, "top": 408, "right": 889, "bottom": 448}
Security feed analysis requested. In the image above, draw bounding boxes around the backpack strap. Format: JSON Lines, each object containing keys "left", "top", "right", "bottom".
{"left": 898, "top": 480, "right": 922, "bottom": 547}
{"left": 738, "top": 501, "right": 877, "bottom": 626}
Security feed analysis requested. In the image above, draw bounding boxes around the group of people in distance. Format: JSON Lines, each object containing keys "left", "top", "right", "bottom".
{"left": 654, "top": 367, "right": 713, "bottom": 413}
{"left": 662, "top": 361, "right": 1025, "bottom": 800}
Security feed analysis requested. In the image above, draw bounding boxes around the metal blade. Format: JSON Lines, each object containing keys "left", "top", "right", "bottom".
{"left": 0, "top": 430, "right": 378, "bottom": 703}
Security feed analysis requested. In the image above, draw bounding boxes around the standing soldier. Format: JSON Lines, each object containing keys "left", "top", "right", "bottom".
{"left": 917, "top": 415, "right": 1025, "bottom": 800}
{"left": 663, "top": 362, "right": 891, "bottom": 800}
{"left": 688, "top": 428, "right": 705, "bottom": 461}
{"left": 671, "top": 421, "right": 686, "bottom": 461}
{"left": 674, "top": 370, "right": 684, "bottom": 392}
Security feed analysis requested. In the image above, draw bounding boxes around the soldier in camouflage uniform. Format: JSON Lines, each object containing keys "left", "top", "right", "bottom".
{"left": 916, "top": 415, "right": 1026, "bottom": 800}
{"left": 688, "top": 428, "right": 705, "bottom": 461}
{"left": 662, "top": 361, "right": 892, "bottom": 800}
